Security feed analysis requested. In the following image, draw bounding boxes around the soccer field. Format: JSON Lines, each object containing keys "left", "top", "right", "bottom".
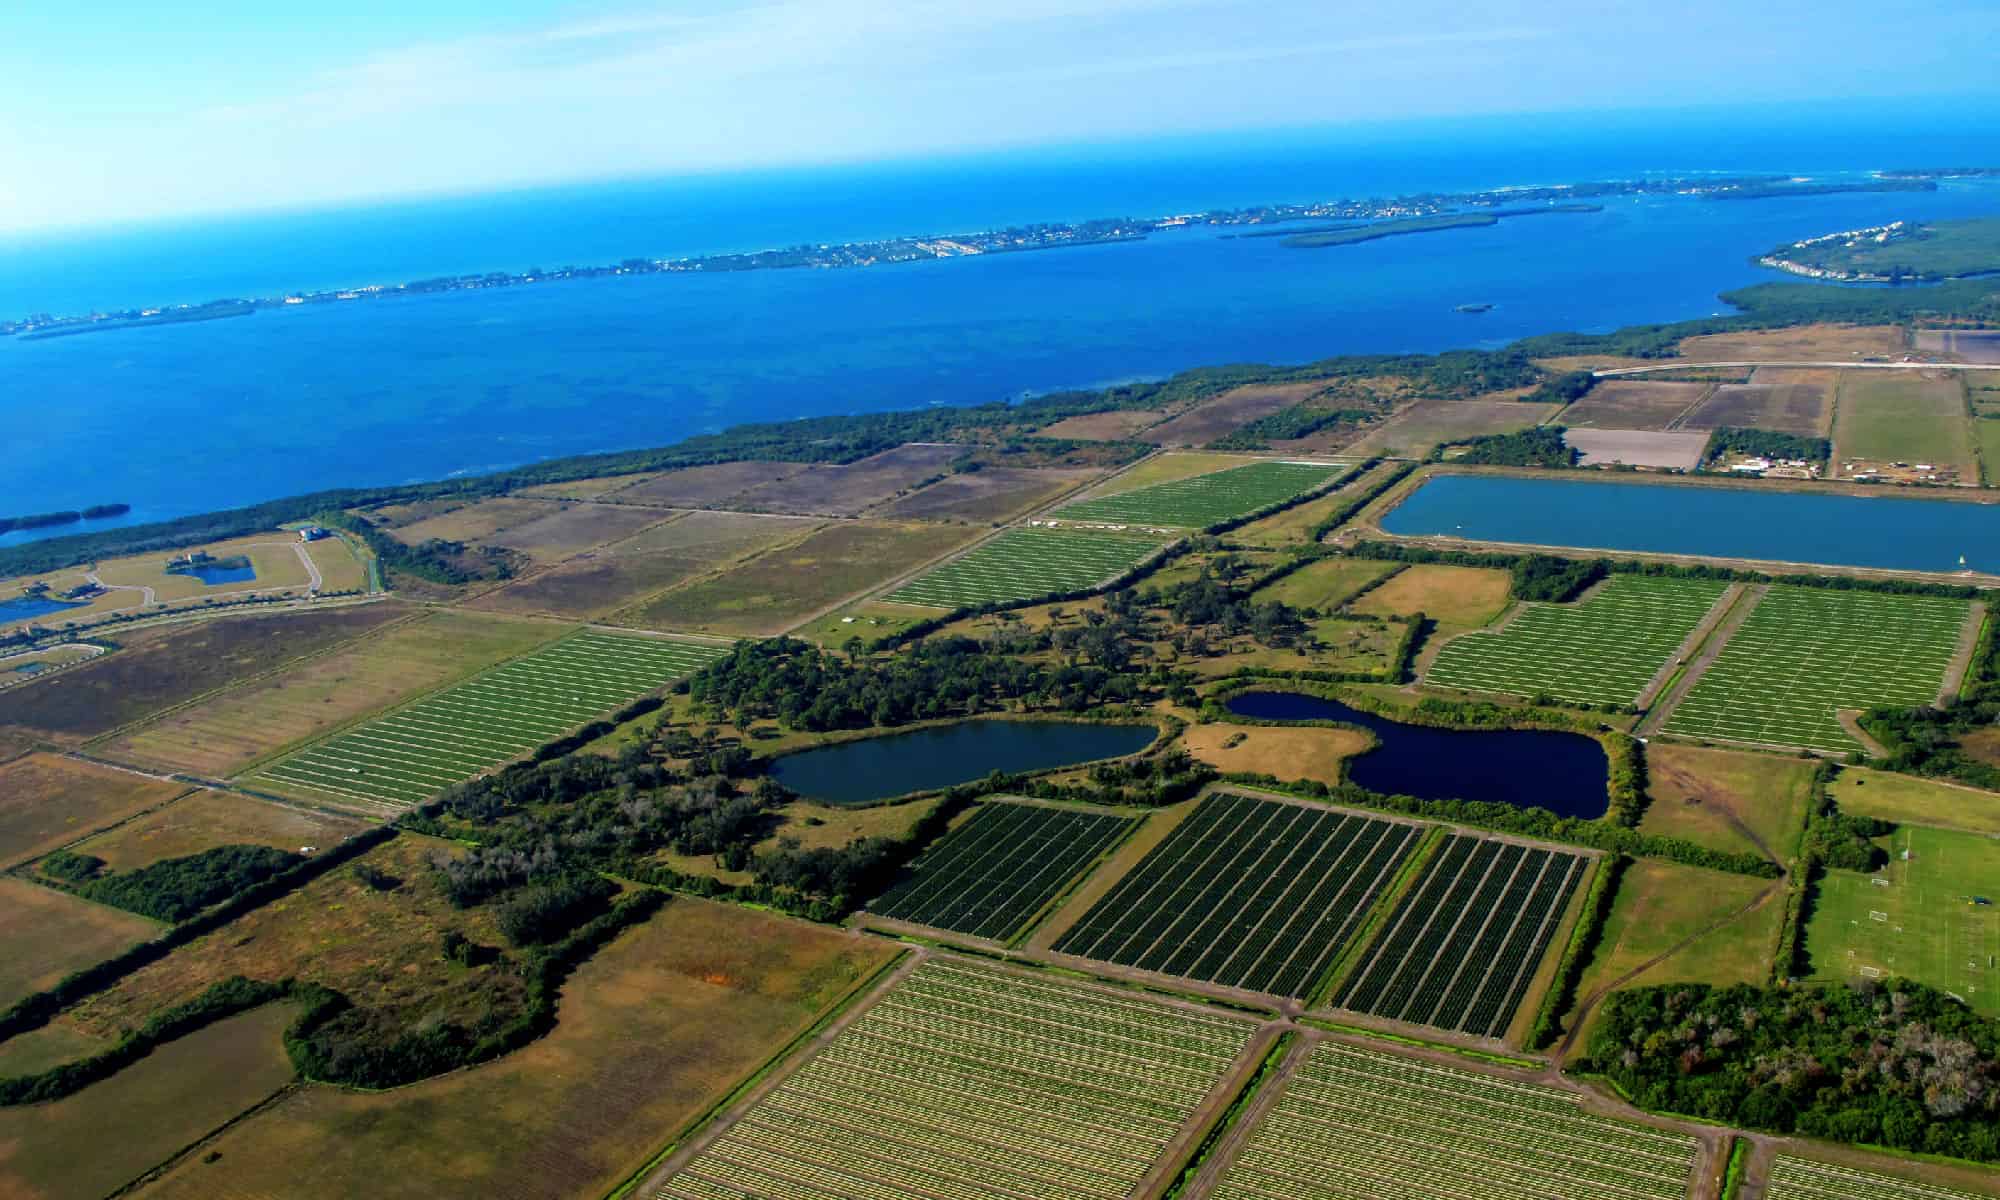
{"left": 884, "top": 526, "right": 1165, "bottom": 609}
{"left": 1054, "top": 459, "right": 1348, "bottom": 528}
{"left": 255, "top": 631, "right": 728, "bottom": 813}
{"left": 1425, "top": 576, "right": 1730, "bottom": 707}
{"left": 1662, "top": 587, "right": 1969, "bottom": 752}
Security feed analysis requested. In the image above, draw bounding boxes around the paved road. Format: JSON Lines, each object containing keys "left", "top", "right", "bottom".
{"left": 1594, "top": 359, "right": 2000, "bottom": 377}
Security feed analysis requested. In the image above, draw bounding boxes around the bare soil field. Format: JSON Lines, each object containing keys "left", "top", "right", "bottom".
{"left": 1350, "top": 564, "right": 1512, "bottom": 629}
{"left": 387, "top": 496, "right": 557, "bottom": 544}
{"left": 1678, "top": 369, "right": 1834, "bottom": 435}
{"left": 622, "top": 520, "right": 973, "bottom": 636}
{"left": 1180, "top": 722, "right": 1369, "bottom": 784}
{"left": 512, "top": 472, "right": 655, "bottom": 500}
{"left": 74, "top": 792, "right": 370, "bottom": 872}
{"left": 1917, "top": 328, "right": 2000, "bottom": 363}
{"left": 1034, "top": 409, "right": 1165, "bottom": 440}
{"left": 1678, "top": 322, "right": 1906, "bottom": 361}
{"left": 1565, "top": 428, "right": 1711, "bottom": 469}
{"left": 875, "top": 465, "right": 1099, "bottom": 523}
{"left": 0, "top": 604, "right": 411, "bottom": 745}
{"left": 1347, "top": 399, "right": 1562, "bottom": 458}
{"left": 132, "top": 900, "right": 894, "bottom": 1200}
{"left": 1833, "top": 372, "right": 1976, "bottom": 482}
{"left": 0, "top": 1004, "right": 298, "bottom": 1200}
{"left": 731, "top": 443, "right": 964, "bottom": 515}
{"left": 1556, "top": 381, "right": 1711, "bottom": 430}
{"left": 99, "top": 610, "right": 561, "bottom": 778}
{"left": 0, "top": 877, "right": 160, "bottom": 1009}
{"left": 0, "top": 752, "right": 190, "bottom": 867}
{"left": 610, "top": 460, "right": 809, "bottom": 506}
{"left": 478, "top": 502, "right": 673, "bottom": 561}
{"left": 1139, "top": 383, "right": 1321, "bottom": 446}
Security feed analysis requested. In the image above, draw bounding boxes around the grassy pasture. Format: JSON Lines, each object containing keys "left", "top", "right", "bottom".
{"left": 1055, "top": 459, "right": 1348, "bottom": 528}
{"left": 1833, "top": 766, "right": 2000, "bottom": 836}
{"left": 1179, "top": 722, "right": 1370, "bottom": 785}
{"left": 0, "top": 877, "right": 160, "bottom": 1009}
{"left": 0, "top": 1004, "right": 298, "bottom": 1200}
{"left": 1348, "top": 399, "right": 1563, "bottom": 457}
{"left": 787, "top": 600, "right": 940, "bottom": 647}
{"left": 1349, "top": 563, "right": 1513, "bottom": 629}
{"left": 0, "top": 1022, "right": 107, "bottom": 1077}
{"left": 73, "top": 791, "right": 370, "bottom": 871}
{"left": 1805, "top": 823, "right": 2000, "bottom": 1015}
{"left": 135, "top": 899, "right": 892, "bottom": 1200}
{"left": 875, "top": 465, "right": 1100, "bottom": 523}
{"left": 1227, "top": 465, "right": 1393, "bottom": 546}
{"left": 1424, "top": 576, "right": 1730, "bottom": 707}
{"left": 1034, "top": 409, "right": 1166, "bottom": 440}
{"left": 1641, "top": 743, "right": 1817, "bottom": 861}
{"left": 885, "top": 525, "right": 1165, "bottom": 610}
{"left": 0, "top": 752, "right": 190, "bottom": 867}
{"left": 1252, "top": 558, "right": 1395, "bottom": 610}
{"left": 1678, "top": 323, "right": 1906, "bottom": 361}
{"left": 1833, "top": 372, "right": 1975, "bottom": 477}
{"left": 730, "top": 443, "right": 964, "bottom": 516}
{"left": 100, "top": 609, "right": 561, "bottom": 778}
{"left": 1573, "top": 860, "right": 1777, "bottom": 1000}
{"left": 1979, "top": 418, "right": 2000, "bottom": 485}
{"left": 1663, "top": 587, "right": 1968, "bottom": 752}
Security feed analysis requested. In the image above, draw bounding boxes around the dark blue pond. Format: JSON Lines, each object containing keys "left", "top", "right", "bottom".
{"left": 181, "top": 563, "right": 257, "bottom": 585}
{"left": 1225, "top": 691, "right": 1608, "bottom": 818}
{"left": 770, "top": 719, "right": 1157, "bottom": 806}
{"left": 0, "top": 595, "right": 86, "bottom": 622}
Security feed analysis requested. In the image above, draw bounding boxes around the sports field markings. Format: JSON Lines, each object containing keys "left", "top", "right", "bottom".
{"left": 885, "top": 525, "right": 1166, "bottom": 609}
{"left": 1426, "top": 576, "right": 1731, "bottom": 707}
{"left": 1662, "top": 587, "right": 1969, "bottom": 752}
{"left": 1053, "top": 459, "right": 1349, "bottom": 528}
{"left": 255, "top": 632, "right": 728, "bottom": 811}
{"left": 1765, "top": 1156, "right": 1994, "bottom": 1200}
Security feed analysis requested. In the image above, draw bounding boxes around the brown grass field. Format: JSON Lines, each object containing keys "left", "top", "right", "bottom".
{"left": 0, "top": 1004, "right": 298, "bottom": 1200}
{"left": 73, "top": 792, "right": 370, "bottom": 872}
{"left": 132, "top": 900, "right": 895, "bottom": 1200}
{"left": 1833, "top": 372, "right": 1976, "bottom": 480}
{"left": 609, "top": 460, "right": 809, "bottom": 506}
{"left": 1641, "top": 744, "right": 1816, "bottom": 863}
{"left": 1253, "top": 559, "right": 1396, "bottom": 610}
{"left": 1348, "top": 399, "right": 1562, "bottom": 457}
{"left": 512, "top": 472, "right": 655, "bottom": 500}
{"left": 0, "top": 878, "right": 160, "bottom": 1009}
{"left": 0, "top": 604, "right": 410, "bottom": 745}
{"left": 1556, "top": 381, "right": 1711, "bottom": 430}
{"left": 386, "top": 496, "right": 556, "bottom": 545}
{"left": 730, "top": 444, "right": 964, "bottom": 516}
{"left": 1351, "top": 564, "right": 1512, "bottom": 629}
{"left": 1678, "top": 322, "right": 1906, "bottom": 361}
{"left": 0, "top": 1022, "right": 106, "bottom": 1078}
{"left": 302, "top": 536, "right": 368, "bottom": 592}
{"left": 875, "top": 465, "right": 1100, "bottom": 523}
{"left": 1679, "top": 373, "right": 1834, "bottom": 435}
{"left": 1138, "top": 383, "right": 1320, "bottom": 446}
{"left": 1831, "top": 765, "right": 2000, "bottom": 836}
{"left": 1034, "top": 409, "right": 1166, "bottom": 440}
{"left": 98, "top": 610, "right": 561, "bottom": 778}
{"left": 0, "top": 753, "right": 191, "bottom": 868}
{"left": 1180, "top": 722, "right": 1370, "bottom": 785}
{"left": 479, "top": 502, "right": 674, "bottom": 560}
{"left": 621, "top": 520, "right": 973, "bottom": 636}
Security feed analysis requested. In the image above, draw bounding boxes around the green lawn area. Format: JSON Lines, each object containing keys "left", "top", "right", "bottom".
{"left": 1642, "top": 743, "right": 1817, "bottom": 863}
{"left": 1252, "top": 558, "right": 1394, "bottom": 611}
{"left": 1833, "top": 373, "right": 1975, "bottom": 474}
{"left": 1833, "top": 766, "right": 2000, "bottom": 836}
{"left": 1804, "top": 823, "right": 2000, "bottom": 1016}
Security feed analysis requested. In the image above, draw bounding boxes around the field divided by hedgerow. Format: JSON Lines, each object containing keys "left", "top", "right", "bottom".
{"left": 866, "top": 800, "right": 1133, "bottom": 941}
{"left": 1764, "top": 1156, "right": 1994, "bottom": 1200}
{"left": 256, "top": 632, "right": 728, "bottom": 813}
{"left": 1212, "top": 1040, "right": 1697, "bottom": 1200}
{"left": 654, "top": 957, "right": 1256, "bottom": 1200}
{"left": 1662, "top": 587, "right": 1969, "bottom": 752}
{"left": 1426, "top": 576, "right": 1730, "bottom": 706}
{"left": 885, "top": 526, "right": 1165, "bottom": 609}
{"left": 1334, "top": 834, "right": 1587, "bottom": 1039}
{"left": 1054, "top": 459, "right": 1348, "bottom": 528}
{"left": 1051, "top": 792, "right": 1421, "bottom": 998}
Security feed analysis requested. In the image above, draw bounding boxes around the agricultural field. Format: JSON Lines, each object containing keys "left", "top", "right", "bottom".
{"left": 1424, "top": 576, "right": 1730, "bottom": 707}
{"left": 1833, "top": 766, "right": 2000, "bottom": 836}
{"left": 877, "top": 465, "right": 1100, "bottom": 523}
{"left": 1556, "top": 381, "right": 1711, "bottom": 430}
{"left": 1678, "top": 323, "right": 1906, "bottom": 362}
{"left": 1564, "top": 428, "right": 1711, "bottom": 469}
{"left": 1227, "top": 466, "right": 1386, "bottom": 548}
{"left": 866, "top": 800, "right": 1133, "bottom": 941}
{"left": 0, "top": 752, "right": 191, "bottom": 867}
{"left": 624, "top": 520, "right": 972, "bottom": 636}
{"left": 731, "top": 443, "right": 965, "bottom": 516}
{"left": 137, "top": 899, "right": 893, "bottom": 1200}
{"left": 1055, "top": 459, "right": 1347, "bottom": 528}
{"left": 1138, "top": 383, "right": 1320, "bottom": 446}
{"left": 1833, "top": 373, "right": 1976, "bottom": 481}
{"left": 1035, "top": 409, "right": 1166, "bottom": 440}
{"left": 611, "top": 460, "right": 810, "bottom": 506}
{"left": 0, "top": 876, "right": 159, "bottom": 1008}
{"left": 254, "top": 632, "right": 729, "bottom": 812}
{"left": 1350, "top": 563, "right": 1513, "bottom": 630}
{"left": 1764, "top": 1156, "right": 1999, "bottom": 1200}
{"left": 386, "top": 495, "right": 555, "bottom": 543}
{"left": 1919, "top": 328, "right": 2000, "bottom": 364}
{"left": 1252, "top": 558, "right": 1395, "bottom": 611}
{"left": 1334, "top": 834, "right": 1588, "bottom": 1039}
{"left": 1642, "top": 743, "right": 1817, "bottom": 861}
{"left": 478, "top": 501, "right": 674, "bottom": 560}
{"left": 885, "top": 525, "right": 1165, "bottom": 609}
{"left": 654, "top": 957, "right": 1256, "bottom": 1200}
{"left": 1052, "top": 793, "right": 1421, "bottom": 998}
{"left": 1211, "top": 1040, "right": 1698, "bottom": 1200}
{"left": 1348, "top": 399, "right": 1562, "bottom": 458}
{"left": 70, "top": 791, "right": 369, "bottom": 871}
{"left": 1662, "top": 587, "right": 1969, "bottom": 753}
{"left": 100, "top": 609, "right": 561, "bottom": 777}
{"left": 1980, "top": 418, "right": 2000, "bottom": 485}
{"left": 1679, "top": 368, "right": 1835, "bottom": 435}
{"left": 1805, "top": 822, "right": 2000, "bottom": 1016}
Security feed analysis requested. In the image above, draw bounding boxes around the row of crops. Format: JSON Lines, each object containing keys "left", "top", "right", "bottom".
{"left": 1052, "top": 792, "right": 1421, "bottom": 998}
{"left": 1335, "top": 834, "right": 1587, "bottom": 1039}
{"left": 885, "top": 525, "right": 1165, "bottom": 609}
{"left": 257, "top": 631, "right": 727, "bottom": 811}
{"left": 1425, "top": 575, "right": 1731, "bottom": 707}
{"left": 866, "top": 800, "right": 1133, "bottom": 941}
{"left": 1054, "top": 459, "right": 1350, "bottom": 529}
{"left": 1211, "top": 1040, "right": 1698, "bottom": 1200}
{"left": 1766, "top": 1156, "right": 1994, "bottom": 1200}
{"left": 654, "top": 958, "right": 1256, "bottom": 1200}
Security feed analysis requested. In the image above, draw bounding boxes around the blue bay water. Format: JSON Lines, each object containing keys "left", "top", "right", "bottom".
{"left": 4, "top": 103, "right": 1999, "bottom": 539}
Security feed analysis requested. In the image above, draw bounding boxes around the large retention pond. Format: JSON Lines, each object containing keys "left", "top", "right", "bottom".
{"left": 1225, "top": 691, "right": 1608, "bottom": 818}
{"left": 769, "top": 719, "right": 1157, "bottom": 806}
{"left": 1381, "top": 475, "right": 2000, "bottom": 574}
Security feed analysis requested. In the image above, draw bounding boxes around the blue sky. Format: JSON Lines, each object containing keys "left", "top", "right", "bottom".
{"left": 3, "top": 0, "right": 1996, "bottom": 233}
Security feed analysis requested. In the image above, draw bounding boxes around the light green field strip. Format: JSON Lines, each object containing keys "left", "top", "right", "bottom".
{"left": 1212, "top": 1040, "right": 1697, "bottom": 1200}
{"left": 1425, "top": 576, "right": 1731, "bottom": 707}
{"left": 254, "top": 631, "right": 728, "bottom": 811}
{"left": 1663, "top": 587, "right": 1968, "bottom": 753}
{"left": 1054, "top": 460, "right": 1348, "bottom": 528}
{"left": 1765, "top": 1156, "right": 1995, "bottom": 1200}
{"left": 885, "top": 526, "right": 1167, "bottom": 610}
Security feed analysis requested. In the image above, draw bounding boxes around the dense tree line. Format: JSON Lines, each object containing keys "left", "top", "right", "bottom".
{"left": 1702, "top": 426, "right": 1831, "bottom": 467}
{"left": 1436, "top": 426, "right": 1578, "bottom": 468}
{"left": 1209, "top": 404, "right": 1373, "bottom": 450}
{"left": 47, "top": 845, "right": 304, "bottom": 923}
{"left": 1510, "top": 554, "right": 1608, "bottom": 602}
{"left": 1862, "top": 613, "right": 2000, "bottom": 790}
{"left": 319, "top": 511, "right": 517, "bottom": 586}
{"left": 1522, "top": 370, "right": 1597, "bottom": 405}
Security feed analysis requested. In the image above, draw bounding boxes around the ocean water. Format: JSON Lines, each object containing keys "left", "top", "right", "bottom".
{"left": 5, "top": 102, "right": 1999, "bottom": 538}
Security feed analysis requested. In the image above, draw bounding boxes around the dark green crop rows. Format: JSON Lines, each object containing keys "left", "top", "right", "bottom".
{"left": 1054, "top": 460, "right": 1348, "bottom": 528}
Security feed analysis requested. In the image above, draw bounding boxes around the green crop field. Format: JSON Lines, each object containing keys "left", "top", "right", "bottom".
{"left": 1662, "top": 587, "right": 1969, "bottom": 752}
{"left": 1804, "top": 823, "right": 2000, "bottom": 1016}
{"left": 1212, "top": 1040, "right": 1698, "bottom": 1200}
{"left": 254, "top": 632, "right": 728, "bottom": 814}
{"left": 1054, "top": 459, "right": 1348, "bottom": 528}
{"left": 1425, "top": 576, "right": 1730, "bottom": 706}
{"left": 885, "top": 526, "right": 1165, "bottom": 609}
{"left": 1765, "top": 1156, "right": 1995, "bottom": 1200}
